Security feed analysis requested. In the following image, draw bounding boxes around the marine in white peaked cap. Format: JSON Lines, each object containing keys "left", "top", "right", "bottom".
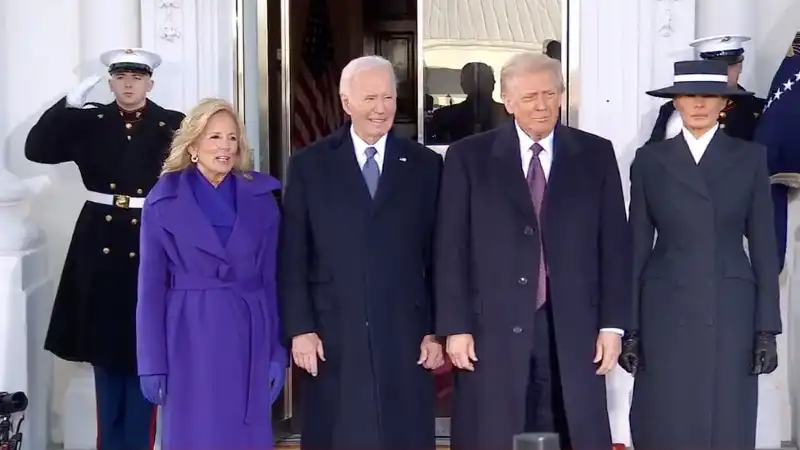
{"left": 23, "top": 47, "right": 184, "bottom": 450}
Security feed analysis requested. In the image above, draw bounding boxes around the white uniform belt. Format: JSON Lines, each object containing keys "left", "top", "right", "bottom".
{"left": 87, "top": 191, "right": 145, "bottom": 209}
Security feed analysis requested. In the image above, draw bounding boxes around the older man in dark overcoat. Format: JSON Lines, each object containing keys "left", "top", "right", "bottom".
{"left": 278, "top": 55, "right": 443, "bottom": 450}
{"left": 436, "top": 51, "right": 630, "bottom": 450}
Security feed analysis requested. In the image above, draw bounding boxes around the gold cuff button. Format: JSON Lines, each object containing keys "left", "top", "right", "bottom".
{"left": 131, "top": 218, "right": 138, "bottom": 225}
{"left": 105, "top": 215, "right": 112, "bottom": 222}
{"left": 136, "top": 189, "right": 143, "bottom": 195}
{"left": 102, "top": 247, "right": 110, "bottom": 254}
{"left": 109, "top": 183, "right": 116, "bottom": 190}
{"left": 129, "top": 252, "right": 136, "bottom": 258}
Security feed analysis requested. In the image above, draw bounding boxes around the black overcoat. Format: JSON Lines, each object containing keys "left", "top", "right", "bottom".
{"left": 435, "top": 122, "right": 630, "bottom": 450}
{"left": 628, "top": 131, "right": 782, "bottom": 450}
{"left": 25, "top": 98, "right": 184, "bottom": 373}
{"left": 277, "top": 125, "right": 442, "bottom": 450}
{"left": 647, "top": 91, "right": 765, "bottom": 144}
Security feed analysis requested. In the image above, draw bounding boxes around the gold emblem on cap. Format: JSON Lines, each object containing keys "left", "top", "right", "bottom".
{"left": 721, "top": 36, "right": 732, "bottom": 42}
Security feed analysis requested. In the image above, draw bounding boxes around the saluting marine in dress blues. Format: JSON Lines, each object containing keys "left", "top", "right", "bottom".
{"left": 25, "top": 48, "right": 184, "bottom": 450}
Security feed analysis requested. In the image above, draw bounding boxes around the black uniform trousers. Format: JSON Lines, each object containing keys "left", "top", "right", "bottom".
{"left": 94, "top": 366, "right": 157, "bottom": 450}
{"left": 524, "top": 291, "right": 572, "bottom": 449}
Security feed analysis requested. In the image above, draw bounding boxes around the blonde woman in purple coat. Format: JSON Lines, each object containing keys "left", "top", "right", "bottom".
{"left": 136, "top": 98, "right": 287, "bottom": 449}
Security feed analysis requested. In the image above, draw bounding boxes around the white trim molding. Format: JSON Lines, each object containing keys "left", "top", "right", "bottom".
{"left": 140, "top": 0, "right": 235, "bottom": 112}
{"left": 656, "top": 0, "right": 682, "bottom": 37}
{"left": 158, "top": 0, "right": 182, "bottom": 41}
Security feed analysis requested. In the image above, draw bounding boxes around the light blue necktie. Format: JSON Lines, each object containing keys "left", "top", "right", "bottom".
{"left": 362, "top": 146, "right": 380, "bottom": 198}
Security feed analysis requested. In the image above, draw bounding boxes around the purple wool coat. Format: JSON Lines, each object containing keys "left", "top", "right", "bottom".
{"left": 136, "top": 168, "right": 286, "bottom": 450}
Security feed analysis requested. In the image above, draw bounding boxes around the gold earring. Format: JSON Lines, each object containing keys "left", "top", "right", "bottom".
{"left": 190, "top": 154, "right": 198, "bottom": 163}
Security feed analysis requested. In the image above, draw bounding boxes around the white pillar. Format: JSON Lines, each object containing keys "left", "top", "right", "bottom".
{"left": 695, "top": 0, "right": 758, "bottom": 88}
{"left": 61, "top": 2, "right": 142, "bottom": 449}
{"left": 78, "top": 0, "right": 141, "bottom": 104}
{"left": 0, "top": 2, "right": 57, "bottom": 449}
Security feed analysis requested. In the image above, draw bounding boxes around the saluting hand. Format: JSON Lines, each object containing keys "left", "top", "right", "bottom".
{"left": 291, "top": 332, "right": 325, "bottom": 377}
{"left": 418, "top": 335, "right": 444, "bottom": 370}
{"left": 447, "top": 334, "right": 477, "bottom": 371}
{"left": 66, "top": 75, "right": 104, "bottom": 109}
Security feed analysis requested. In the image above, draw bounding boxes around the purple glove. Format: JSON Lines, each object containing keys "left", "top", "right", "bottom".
{"left": 139, "top": 375, "right": 167, "bottom": 405}
{"left": 268, "top": 362, "right": 285, "bottom": 404}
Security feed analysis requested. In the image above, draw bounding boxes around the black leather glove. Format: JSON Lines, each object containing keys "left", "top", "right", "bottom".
{"left": 752, "top": 332, "right": 778, "bottom": 375}
{"left": 618, "top": 332, "right": 643, "bottom": 375}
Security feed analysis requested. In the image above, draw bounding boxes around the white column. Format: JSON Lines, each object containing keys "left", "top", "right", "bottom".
{"left": 139, "top": 0, "right": 236, "bottom": 112}
{"left": 0, "top": 1, "right": 63, "bottom": 449}
{"left": 79, "top": 0, "right": 142, "bottom": 104}
{"left": 579, "top": 0, "right": 696, "bottom": 446}
{"left": 61, "top": 2, "right": 142, "bottom": 449}
{"left": 695, "top": 0, "right": 758, "bottom": 88}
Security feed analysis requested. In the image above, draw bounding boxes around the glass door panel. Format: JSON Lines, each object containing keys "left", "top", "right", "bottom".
{"left": 418, "top": 0, "right": 577, "bottom": 157}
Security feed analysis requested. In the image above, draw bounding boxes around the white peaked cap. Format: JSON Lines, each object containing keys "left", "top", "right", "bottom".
{"left": 99, "top": 48, "right": 162, "bottom": 73}
{"left": 690, "top": 35, "right": 751, "bottom": 54}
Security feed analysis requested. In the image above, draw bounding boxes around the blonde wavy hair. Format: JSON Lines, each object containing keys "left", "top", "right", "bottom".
{"left": 161, "top": 98, "right": 253, "bottom": 175}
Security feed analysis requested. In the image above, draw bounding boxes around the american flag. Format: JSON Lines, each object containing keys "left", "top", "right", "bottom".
{"left": 292, "top": 0, "right": 344, "bottom": 149}
{"left": 754, "top": 42, "right": 800, "bottom": 272}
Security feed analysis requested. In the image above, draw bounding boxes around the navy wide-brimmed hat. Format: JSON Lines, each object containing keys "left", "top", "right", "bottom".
{"left": 646, "top": 60, "right": 754, "bottom": 98}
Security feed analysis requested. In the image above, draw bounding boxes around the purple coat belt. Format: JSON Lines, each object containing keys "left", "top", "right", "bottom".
{"left": 169, "top": 267, "right": 267, "bottom": 424}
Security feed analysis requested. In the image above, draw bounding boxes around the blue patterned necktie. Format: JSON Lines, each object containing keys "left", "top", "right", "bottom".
{"left": 362, "top": 146, "right": 380, "bottom": 198}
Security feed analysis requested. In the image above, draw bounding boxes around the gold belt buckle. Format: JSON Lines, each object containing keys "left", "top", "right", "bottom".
{"left": 113, "top": 194, "right": 131, "bottom": 209}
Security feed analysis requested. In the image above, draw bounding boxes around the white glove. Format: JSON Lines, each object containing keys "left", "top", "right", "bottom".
{"left": 65, "top": 75, "right": 103, "bottom": 108}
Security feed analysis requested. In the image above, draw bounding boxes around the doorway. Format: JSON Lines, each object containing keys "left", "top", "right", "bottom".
{"left": 234, "top": 0, "right": 577, "bottom": 443}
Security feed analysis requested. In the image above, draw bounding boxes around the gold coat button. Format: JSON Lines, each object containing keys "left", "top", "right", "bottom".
{"left": 127, "top": 136, "right": 132, "bottom": 141}
{"left": 110, "top": 183, "right": 116, "bottom": 190}
{"left": 125, "top": 123, "right": 132, "bottom": 129}
{"left": 720, "top": 124, "right": 727, "bottom": 129}
{"left": 102, "top": 247, "right": 110, "bottom": 254}
{"left": 105, "top": 215, "right": 112, "bottom": 222}
{"left": 131, "top": 218, "right": 138, "bottom": 225}
{"left": 136, "top": 188, "right": 143, "bottom": 195}
{"left": 129, "top": 252, "right": 136, "bottom": 258}
{"left": 719, "top": 111, "right": 727, "bottom": 119}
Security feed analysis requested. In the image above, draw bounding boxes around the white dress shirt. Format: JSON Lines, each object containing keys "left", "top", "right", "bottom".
{"left": 516, "top": 122, "right": 554, "bottom": 179}
{"left": 351, "top": 126, "right": 388, "bottom": 172}
{"left": 681, "top": 124, "right": 719, "bottom": 163}
{"left": 515, "top": 122, "right": 624, "bottom": 336}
